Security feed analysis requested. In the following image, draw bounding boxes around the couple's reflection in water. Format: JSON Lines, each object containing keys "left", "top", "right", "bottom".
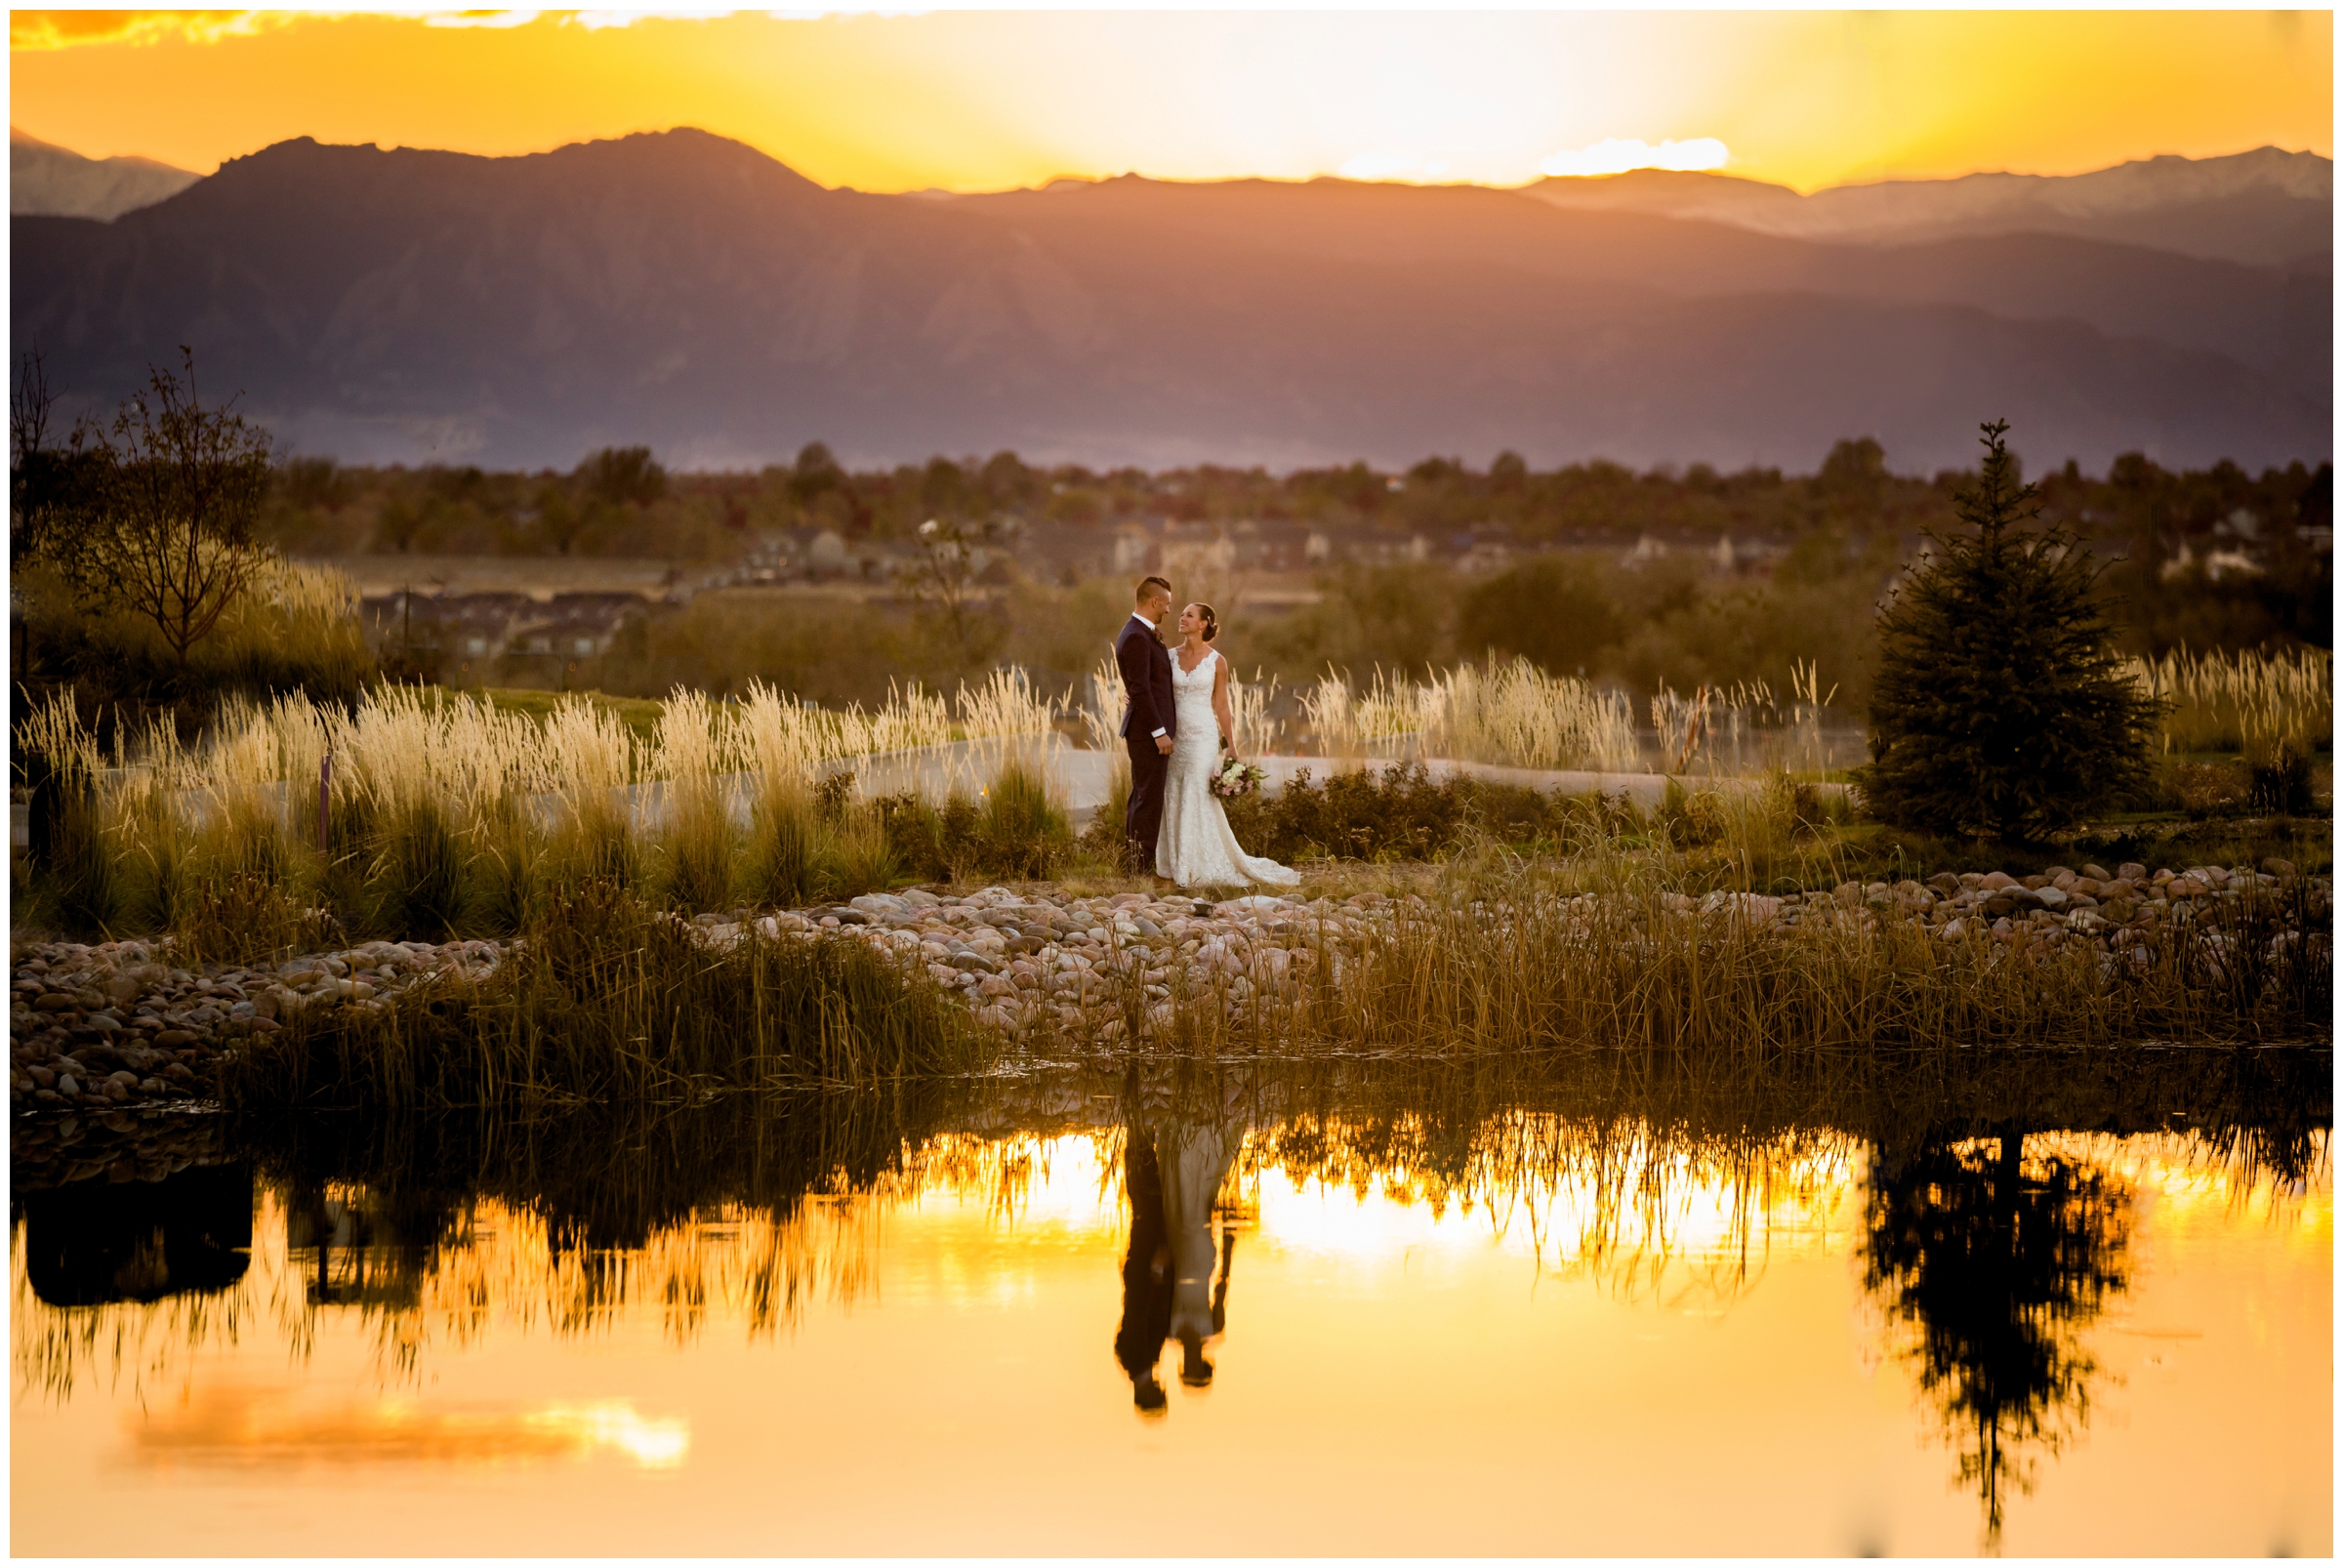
{"left": 1115, "top": 1068, "right": 1240, "bottom": 1417}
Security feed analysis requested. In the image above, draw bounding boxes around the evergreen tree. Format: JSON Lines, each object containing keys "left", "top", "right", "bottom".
{"left": 1857, "top": 420, "right": 2159, "bottom": 841}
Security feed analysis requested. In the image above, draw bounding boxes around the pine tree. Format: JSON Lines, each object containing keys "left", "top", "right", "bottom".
{"left": 1857, "top": 420, "right": 2160, "bottom": 842}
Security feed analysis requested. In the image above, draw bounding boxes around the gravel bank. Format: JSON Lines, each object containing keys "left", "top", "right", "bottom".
{"left": 13, "top": 857, "right": 2325, "bottom": 1112}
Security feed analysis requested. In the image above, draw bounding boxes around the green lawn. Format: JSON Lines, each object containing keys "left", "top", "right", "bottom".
{"left": 473, "top": 686, "right": 669, "bottom": 744}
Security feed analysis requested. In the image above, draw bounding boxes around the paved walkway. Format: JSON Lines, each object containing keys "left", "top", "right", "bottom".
{"left": 8, "top": 737, "right": 1842, "bottom": 844}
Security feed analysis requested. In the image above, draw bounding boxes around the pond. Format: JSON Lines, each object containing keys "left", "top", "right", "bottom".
{"left": 12, "top": 1052, "right": 2331, "bottom": 1556}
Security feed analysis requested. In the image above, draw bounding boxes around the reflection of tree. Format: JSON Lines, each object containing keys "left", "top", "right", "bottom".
{"left": 1863, "top": 1133, "right": 2131, "bottom": 1548}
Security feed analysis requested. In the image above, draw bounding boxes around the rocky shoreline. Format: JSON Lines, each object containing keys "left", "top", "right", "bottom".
{"left": 12, "top": 857, "right": 2326, "bottom": 1115}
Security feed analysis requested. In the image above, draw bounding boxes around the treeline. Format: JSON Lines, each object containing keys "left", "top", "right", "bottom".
{"left": 264, "top": 434, "right": 2332, "bottom": 569}
{"left": 12, "top": 330, "right": 2328, "bottom": 742}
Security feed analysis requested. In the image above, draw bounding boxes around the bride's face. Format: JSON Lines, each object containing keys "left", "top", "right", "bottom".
{"left": 1177, "top": 603, "right": 1205, "bottom": 640}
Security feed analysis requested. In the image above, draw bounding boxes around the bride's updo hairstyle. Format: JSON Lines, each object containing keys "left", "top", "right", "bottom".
{"left": 1190, "top": 602, "right": 1219, "bottom": 642}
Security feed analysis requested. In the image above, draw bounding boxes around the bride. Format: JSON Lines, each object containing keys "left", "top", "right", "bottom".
{"left": 1155, "top": 602, "right": 1300, "bottom": 889}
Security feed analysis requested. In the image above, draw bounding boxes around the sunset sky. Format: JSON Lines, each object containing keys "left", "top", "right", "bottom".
{"left": 9, "top": 9, "right": 2332, "bottom": 195}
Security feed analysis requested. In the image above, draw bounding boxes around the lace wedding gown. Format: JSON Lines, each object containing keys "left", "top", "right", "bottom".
{"left": 1155, "top": 647, "right": 1300, "bottom": 889}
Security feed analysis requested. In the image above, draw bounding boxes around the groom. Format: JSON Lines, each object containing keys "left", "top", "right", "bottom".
{"left": 1117, "top": 575, "right": 1177, "bottom": 878}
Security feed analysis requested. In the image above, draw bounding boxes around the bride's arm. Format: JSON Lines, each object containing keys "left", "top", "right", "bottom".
{"left": 1211, "top": 655, "right": 1236, "bottom": 754}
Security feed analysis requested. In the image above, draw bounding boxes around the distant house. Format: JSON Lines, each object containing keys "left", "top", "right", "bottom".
{"left": 847, "top": 538, "right": 912, "bottom": 581}
{"left": 361, "top": 590, "right": 530, "bottom": 665}
{"left": 1623, "top": 533, "right": 1670, "bottom": 570}
{"left": 779, "top": 525, "right": 851, "bottom": 578}
{"left": 1345, "top": 532, "right": 1431, "bottom": 566}
{"left": 506, "top": 593, "right": 646, "bottom": 659}
{"left": 1022, "top": 519, "right": 1120, "bottom": 582}
{"left": 1111, "top": 520, "right": 1161, "bottom": 577}
{"left": 436, "top": 593, "right": 530, "bottom": 659}
{"left": 807, "top": 528, "right": 851, "bottom": 577}
{"left": 1160, "top": 520, "right": 1237, "bottom": 580}
{"left": 1230, "top": 519, "right": 1316, "bottom": 573}
{"left": 1444, "top": 526, "right": 1515, "bottom": 575}
{"left": 358, "top": 588, "right": 651, "bottom": 674}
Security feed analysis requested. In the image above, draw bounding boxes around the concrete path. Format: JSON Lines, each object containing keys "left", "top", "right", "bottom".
{"left": 9, "top": 737, "right": 1840, "bottom": 845}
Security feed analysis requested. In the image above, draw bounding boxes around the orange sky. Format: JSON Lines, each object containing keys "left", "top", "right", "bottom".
{"left": 8, "top": 9, "right": 2334, "bottom": 193}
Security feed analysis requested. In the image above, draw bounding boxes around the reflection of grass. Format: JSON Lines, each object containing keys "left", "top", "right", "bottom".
{"left": 17, "top": 1049, "right": 2323, "bottom": 1403}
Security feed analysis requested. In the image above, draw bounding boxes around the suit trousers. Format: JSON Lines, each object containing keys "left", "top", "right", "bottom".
{"left": 1125, "top": 732, "right": 1171, "bottom": 875}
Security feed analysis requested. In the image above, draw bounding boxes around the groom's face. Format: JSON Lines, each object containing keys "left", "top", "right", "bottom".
{"left": 1142, "top": 588, "right": 1172, "bottom": 626}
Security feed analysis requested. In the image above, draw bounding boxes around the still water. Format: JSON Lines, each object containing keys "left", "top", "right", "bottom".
{"left": 12, "top": 1057, "right": 2332, "bottom": 1557}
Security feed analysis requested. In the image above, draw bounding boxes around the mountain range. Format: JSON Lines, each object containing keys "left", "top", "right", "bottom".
{"left": 11, "top": 129, "right": 2330, "bottom": 474}
{"left": 1518, "top": 146, "right": 2330, "bottom": 268}
{"left": 11, "top": 128, "right": 200, "bottom": 221}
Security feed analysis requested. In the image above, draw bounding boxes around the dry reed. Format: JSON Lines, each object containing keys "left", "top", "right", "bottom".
{"left": 2127, "top": 645, "right": 2331, "bottom": 760}
{"left": 1294, "top": 660, "right": 1641, "bottom": 771}
{"left": 1129, "top": 851, "right": 2327, "bottom": 1061}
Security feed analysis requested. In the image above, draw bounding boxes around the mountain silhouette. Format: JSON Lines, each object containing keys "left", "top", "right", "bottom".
{"left": 1522, "top": 146, "right": 2331, "bottom": 269}
{"left": 12, "top": 129, "right": 2329, "bottom": 473}
{"left": 10, "top": 127, "right": 200, "bottom": 222}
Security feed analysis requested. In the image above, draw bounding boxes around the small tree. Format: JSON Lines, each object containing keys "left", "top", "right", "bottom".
{"left": 79, "top": 349, "right": 276, "bottom": 670}
{"left": 904, "top": 516, "right": 1007, "bottom": 670}
{"left": 1856, "top": 420, "right": 2159, "bottom": 841}
{"left": 11, "top": 351, "right": 106, "bottom": 581}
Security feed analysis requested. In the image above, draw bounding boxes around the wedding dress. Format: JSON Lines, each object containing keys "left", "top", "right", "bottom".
{"left": 1155, "top": 647, "right": 1300, "bottom": 888}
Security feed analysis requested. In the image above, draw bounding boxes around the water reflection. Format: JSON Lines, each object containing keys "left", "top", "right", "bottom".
{"left": 10, "top": 1049, "right": 2329, "bottom": 1547}
{"left": 1865, "top": 1132, "right": 2132, "bottom": 1548}
{"left": 20, "top": 1160, "right": 252, "bottom": 1307}
{"left": 131, "top": 1386, "right": 688, "bottom": 1469}
{"left": 1117, "top": 1068, "right": 1242, "bottom": 1413}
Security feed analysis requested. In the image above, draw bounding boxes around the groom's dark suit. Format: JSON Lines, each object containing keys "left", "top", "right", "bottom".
{"left": 1117, "top": 612, "right": 1176, "bottom": 874}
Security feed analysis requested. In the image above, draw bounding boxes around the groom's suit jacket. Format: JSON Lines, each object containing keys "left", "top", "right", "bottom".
{"left": 1116, "top": 615, "right": 1176, "bottom": 742}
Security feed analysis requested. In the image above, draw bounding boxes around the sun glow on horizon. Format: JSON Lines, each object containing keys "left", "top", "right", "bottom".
{"left": 7, "top": 10, "right": 2331, "bottom": 194}
{"left": 1540, "top": 136, "right": 1734, "bottom": 180}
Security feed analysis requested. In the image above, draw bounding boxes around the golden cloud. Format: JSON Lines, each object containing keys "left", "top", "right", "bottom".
{"left": 9, "top": 11, "right": 298, "bottom": 50}
{"left": 8, "top": 10, "right": 749, "bottom": 51}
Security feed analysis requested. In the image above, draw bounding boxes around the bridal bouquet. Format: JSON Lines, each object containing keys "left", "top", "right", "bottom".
{"left": 1210, "top": 757, "right": 1266, "bottom": 799}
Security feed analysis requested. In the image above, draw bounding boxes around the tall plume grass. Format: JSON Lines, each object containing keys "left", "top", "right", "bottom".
{"left": 1651, "top": 668, "right": 1845, "bottom": 778}
{"left": 14, "top": 667, "right": 1089, "bottom": 953}
{"left": 1419, "top": 659, "right": 1641, "bottom": 771}
{"left": 1295, "top": 659, "right": 1640, "bottom": 771}
{"left": 739, "top": 681, "right": 828, "bottom": 908}
{"left": 2127, "top": 646, "right": 2331, "bottom": 761}
{"left": 652, "top": 688, "right": 736, "bottom": 913}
